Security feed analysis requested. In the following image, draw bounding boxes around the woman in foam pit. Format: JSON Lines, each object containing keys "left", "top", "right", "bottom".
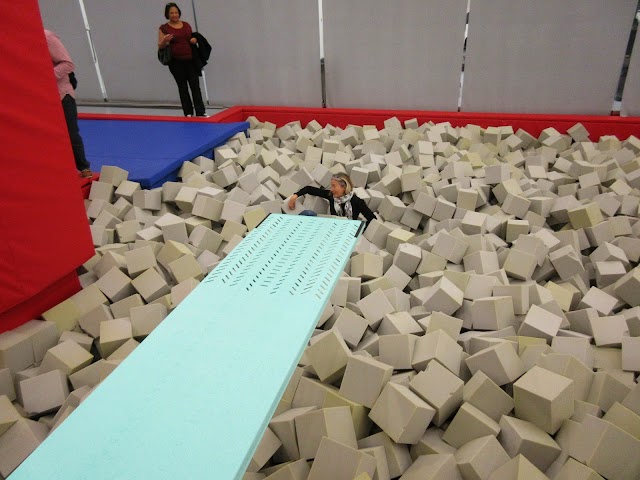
{"left": 288, "top": 172, "right": 377, "bottom": 228}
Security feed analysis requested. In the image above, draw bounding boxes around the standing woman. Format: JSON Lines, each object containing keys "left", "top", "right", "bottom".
{"left": 158, "top": 3, "right": 207, "bottom": 117}
{"left": 288, "top": 173, "right": 377, "bottom": 228}
{"left": 45, "top": 30, "right": 92, "bottom": 178}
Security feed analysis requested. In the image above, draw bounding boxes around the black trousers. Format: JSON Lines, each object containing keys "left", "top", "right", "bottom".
{"left": 61, "top": 94, "right": 90, "bottom": 171}
{"left": 168, "top": 59, "right": 205, "bottom": 116}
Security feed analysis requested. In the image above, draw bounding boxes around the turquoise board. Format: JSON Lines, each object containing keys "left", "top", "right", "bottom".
{"left": 11, "top": 214, "right": 364, "bottom": 480}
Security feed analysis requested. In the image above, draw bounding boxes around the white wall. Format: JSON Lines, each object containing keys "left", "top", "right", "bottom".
{"left": 462, "top": 0, "right": 638, "bottom": 114}
{"left": 194, "top": 0, "right": 322, "bottom": 107}
{"left": 322, "top": 0, "right": 468, "bottom": 110}
{"left": 38, "top": 0, "right": 639, "bottom": 114}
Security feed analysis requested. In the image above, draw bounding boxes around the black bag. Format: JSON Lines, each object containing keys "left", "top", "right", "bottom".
{"left": 157, "top": 45, "right": 171, "bottom": 66}
{"left": 68, "top": 72, "right": 78, "bottom": 90}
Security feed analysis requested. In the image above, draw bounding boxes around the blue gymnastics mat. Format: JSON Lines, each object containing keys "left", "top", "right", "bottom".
{"left": 11, "top": 214, "right": 365, "bottom": 480}
{"left": 80, "top": 119, "right": 249, "bottom": 188}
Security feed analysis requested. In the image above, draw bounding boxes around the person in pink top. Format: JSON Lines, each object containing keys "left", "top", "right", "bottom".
{"left": 44, "top": 29, "right": 92, "bottom": 178}
{"left": 158, "top": 3, "right": 207, "bottom": 117}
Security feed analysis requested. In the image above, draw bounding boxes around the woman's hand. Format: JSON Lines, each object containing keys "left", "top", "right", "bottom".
{"left": 288, "top": 194, "right": 298, "bottom": 210}
{"left": 190, "top": 37, "right": 197, "bottom": 44}
{"left": 162, "top": 33, "right": 174, "bottom": 46}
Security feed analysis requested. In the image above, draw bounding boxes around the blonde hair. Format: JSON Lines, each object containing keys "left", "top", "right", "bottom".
{"left": 332, "top": 173, "right": 353, "bottom": 195}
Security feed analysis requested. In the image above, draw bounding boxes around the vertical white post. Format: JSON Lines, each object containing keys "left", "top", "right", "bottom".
{"left": 318, "top": 0, "right": 324, "bottom": 59}
{"left": 458, "top": 0, "right": 471, "bottom": 111}
{"left": 319, "top": 0, "right": 326, "bottom": 107}
{"left": 78, "top": 0, "right": 108, "bottom": 101}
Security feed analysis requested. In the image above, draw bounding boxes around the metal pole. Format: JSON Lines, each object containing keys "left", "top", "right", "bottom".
{"left": 78, "top": 0, "right": 108, "bottom": 101}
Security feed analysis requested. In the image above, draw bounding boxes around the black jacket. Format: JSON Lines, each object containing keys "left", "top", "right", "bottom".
{"left": 295, "top": 186, "right": 377, "bottom": 228}
{"left": 190, "top": 32, "right": 212, "bottom": 75}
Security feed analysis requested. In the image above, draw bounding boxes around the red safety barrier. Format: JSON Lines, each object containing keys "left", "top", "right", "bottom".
{"left": 210, "top": 105, "right": 640, "bottom": 139}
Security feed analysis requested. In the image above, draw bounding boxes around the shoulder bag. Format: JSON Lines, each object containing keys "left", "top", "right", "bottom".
{"left": 158, "top": 45, "right": 171, "bottom": 65}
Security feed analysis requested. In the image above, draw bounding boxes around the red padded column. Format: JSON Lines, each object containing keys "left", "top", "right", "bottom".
{"left": 0, "top": 1, "right": 93, "bottom": 327}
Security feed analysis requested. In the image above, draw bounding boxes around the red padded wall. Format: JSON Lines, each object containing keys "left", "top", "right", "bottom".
{"left": 211, "top": 106, "right": 640, "bottom": 139}
{"left": 0, "top": 1, "right": 93, "bottom": 328}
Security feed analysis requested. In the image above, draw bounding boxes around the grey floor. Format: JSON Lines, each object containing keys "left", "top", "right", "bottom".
{"left": 77, "top": 105, "right": 227, "bottom": 117}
